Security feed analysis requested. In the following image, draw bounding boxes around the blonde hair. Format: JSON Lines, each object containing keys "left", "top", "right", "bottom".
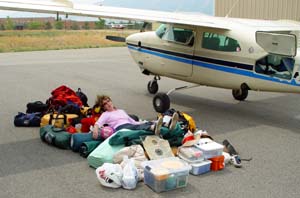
{"left": 95, "top": 95, "right": 111, "bottom": 109}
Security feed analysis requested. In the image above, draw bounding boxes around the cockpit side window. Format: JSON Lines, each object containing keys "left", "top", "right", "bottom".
{"left": 155, "top": 24, "right": 167, "bottom": 38}
{"left": 202, "top": 32, "right": 241, "bottom": 52}
{"left": 161, "top": 26, "right": 194, "bottom": 46}
{"left": 255, "top": 54, "right": 295, "bottom": 80}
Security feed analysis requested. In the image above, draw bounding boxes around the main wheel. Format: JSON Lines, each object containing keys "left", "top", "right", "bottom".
{"left": 232, "top": 88, "right": 248, "bottom": 101}
{"left": 147, "top": 80, "right": 158, "bottom": 94}
{"left": 153, "top": 93, "right": 170, "bottom": 113}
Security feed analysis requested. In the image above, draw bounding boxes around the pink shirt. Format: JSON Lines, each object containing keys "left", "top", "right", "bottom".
{"left": 95, "top": 109, "right": 139, "bottom": 130}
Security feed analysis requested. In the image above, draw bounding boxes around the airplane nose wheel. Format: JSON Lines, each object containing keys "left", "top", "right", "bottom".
{"left": 153, "top": 93, "right": 170, "bottom": 113}
{"left": 147, "top": 80, "right": 158, "bottom": 94}
{"left": 232, "top": 88, "right": 248, "bottom": 101}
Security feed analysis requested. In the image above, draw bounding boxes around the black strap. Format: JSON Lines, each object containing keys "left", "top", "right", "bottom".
{"left": 49, "top": 113, "right": 67, "bottom": 126}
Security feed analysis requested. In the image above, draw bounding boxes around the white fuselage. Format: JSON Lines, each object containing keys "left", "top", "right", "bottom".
{"left": 126, "top": 24, "right": 300, "bottom": 93}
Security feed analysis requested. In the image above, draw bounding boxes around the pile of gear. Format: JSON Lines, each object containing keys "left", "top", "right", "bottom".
{"left": 14, "top": 85, "right": 246, "bottom": 193}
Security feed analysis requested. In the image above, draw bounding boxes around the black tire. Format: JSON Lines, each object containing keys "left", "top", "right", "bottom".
{"left": 232, "top": 88, "right": 248, "bottom": 101}
{"left": 147, "top": 80, "right": 159, "bottom": 94}
{"left": 153, "top": 93, "right": 170, "bottom": 113}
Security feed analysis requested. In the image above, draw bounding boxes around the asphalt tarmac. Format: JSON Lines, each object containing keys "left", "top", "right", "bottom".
{"left": 0, "top": 47, "right": 299, "bottom": 198}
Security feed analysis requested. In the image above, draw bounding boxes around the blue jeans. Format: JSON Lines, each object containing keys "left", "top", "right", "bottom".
{"left": 116, "top": 122, "right": 153, "bottom": 132}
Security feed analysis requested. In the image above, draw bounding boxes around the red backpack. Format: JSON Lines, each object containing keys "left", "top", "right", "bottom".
{"left": 47, "top": 85, "right": 83, "bottom": 110}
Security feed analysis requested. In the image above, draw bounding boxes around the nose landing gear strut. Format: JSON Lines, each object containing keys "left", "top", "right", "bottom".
{"left": 152, "top": 84, "right": 200, "bottom": 113}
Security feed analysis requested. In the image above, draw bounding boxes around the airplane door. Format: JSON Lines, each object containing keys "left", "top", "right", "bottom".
{"left": 160, "top": 25, "right": 195, "bottom": 77}
{"left": 256, "top": 32, "right": 297, "bottom": 56}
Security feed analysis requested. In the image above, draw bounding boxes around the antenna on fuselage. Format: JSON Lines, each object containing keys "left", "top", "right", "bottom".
{"left": 225, "top": 0, "right": 240, "bottom": 18}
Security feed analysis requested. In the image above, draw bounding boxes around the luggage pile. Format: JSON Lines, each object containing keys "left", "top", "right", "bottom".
{"left": 13, "top": 86, "right": 243, "bottom": 193}
{"left": 14, "top": 85, "right": 102, "bottom": 156}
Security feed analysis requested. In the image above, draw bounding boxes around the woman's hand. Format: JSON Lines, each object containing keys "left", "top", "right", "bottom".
{"left": 92, "top": 125, "right": 99, "bottom": 139}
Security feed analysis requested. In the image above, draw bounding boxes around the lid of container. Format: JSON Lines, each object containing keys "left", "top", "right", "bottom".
{"left": 195, "top": 140, "right": 224, "bottom": 151}
{"left": 178, "top": 146, "right": 203, "bottom": 159}
{"left": 178, "top": 153, "right": 204, "bottom": 164}
{"left": 142, "top": 157, "right": 191, "bottom": 173}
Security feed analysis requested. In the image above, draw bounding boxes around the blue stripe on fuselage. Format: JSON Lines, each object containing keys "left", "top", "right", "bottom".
{"left": 127, "top": 44, "right": 299, "bottom": 87}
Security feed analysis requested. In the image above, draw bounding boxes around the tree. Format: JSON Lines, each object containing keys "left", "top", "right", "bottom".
{"left": 45, "top": 21, "right": 52, "bottom": 30}
{"left": 95, "top": 18, "right": 105, "bottom": 29}
{"left": 54, "top": 20, "right": 64, "bottom": 29}
{"left": 83, "top": 21, "right": 90, "bottom": 30}
{"left": 27, "top": 21, "right": 44, "bottom": 30}
{"left": 4, "top": 16, "right": 15, "bottom": 30}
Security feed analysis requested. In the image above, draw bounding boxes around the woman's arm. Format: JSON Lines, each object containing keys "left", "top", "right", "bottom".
{"left": 92, "top": 124, "right": 100, "bottom": 139}
{"left": 92, "top": 112, "right": 107, "bottom": 139}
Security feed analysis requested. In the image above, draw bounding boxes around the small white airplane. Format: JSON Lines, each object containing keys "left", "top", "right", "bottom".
{"left": 109, "top": 23, "right": 126, "bottom": 29}
{"left": 1, "top": 0, "right": 300, "bottom": 113}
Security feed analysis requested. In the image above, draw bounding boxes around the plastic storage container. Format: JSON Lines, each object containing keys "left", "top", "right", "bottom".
{"left": 195, "top": 138, "right": 224, "bottom": 159}
{"left": 209, "top": 155, "right": 225, "bottom": 171}
{"left": 177, "top": 146, "right": 205, "bottom": 162}
{"left": 190, "top": 160, "right": 212, "bottom": 175}
{"left": 142, "top": 157, "right": 191, "bottom": 193}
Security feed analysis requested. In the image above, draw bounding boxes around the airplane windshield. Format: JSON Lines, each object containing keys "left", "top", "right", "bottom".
{"left": 156, "top": 24, "right": 194, "bottom": 46}
{"left": 255, "top": 55, "right": 295, "bottom": 80}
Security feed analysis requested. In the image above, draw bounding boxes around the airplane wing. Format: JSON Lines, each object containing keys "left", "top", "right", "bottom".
{"left": 0, "top": 0, "right": 300, "bottom": 31}
{"left": 0, "top": 0, "right": 230, "bottom": 29}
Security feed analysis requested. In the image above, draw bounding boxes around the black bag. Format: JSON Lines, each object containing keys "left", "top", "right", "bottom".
{"left": 59, "top": 103, "right": 81, "bottom": 115}
{"left": 40, "top": 125, "right": 71, "bottom": 149}
{"left": 26, "top": 101, "right": 49, "bottom": 113}
{"left": 76, "top": 88, "right": 88, "bottom": 107}
{"left": 14, "top": 112, "right": 42, "bottom": 127}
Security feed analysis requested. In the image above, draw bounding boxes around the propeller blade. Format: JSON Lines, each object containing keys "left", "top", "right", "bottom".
{"left": 106, "top": 36, "right": 126, "bottom": 42}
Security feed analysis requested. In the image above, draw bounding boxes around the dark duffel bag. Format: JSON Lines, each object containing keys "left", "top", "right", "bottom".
{"left": 40, "top": 125, "right": 71, "bottom": 149}
{"left": 14, "top": 112, "right": 42, "bottom": 127}
{"left": 70, "top": 132, "right": 103, "bottom": 152}
{"left": 79, "top": 141, "right": 102, "bottom": 158}
{"left": 26, "top": 101, "right": 49, "bottom": 113}
{"left": 76, "top": 88, "right": 89, "bottom": 107}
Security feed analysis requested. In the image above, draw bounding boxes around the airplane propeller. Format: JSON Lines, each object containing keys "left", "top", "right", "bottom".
{"left": 105, "top": 35, "right": 126, "bottom": 42}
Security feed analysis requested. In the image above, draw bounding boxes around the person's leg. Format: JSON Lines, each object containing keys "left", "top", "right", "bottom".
{"left": 169, "top": 112, "right": 179, "bottom": 131}
{"left": 117, "top": 118, "right": 163, "bottom": 134}
{"left": 155, "top": 117, "right": 163, "bottom": 136}
{"left": 117, "top": 122, "right": 152, "bottom": 131}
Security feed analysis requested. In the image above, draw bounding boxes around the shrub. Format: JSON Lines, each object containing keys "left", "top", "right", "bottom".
{"left": 95, "top": 18, "right": 105, "bottom": 29}
{"left": 45, "top": 21, "right": 52, "bottom": 30}
{"left": 4, "top": 16, "right": 15, "bottom": 30}
{"left": 55, "top": 21, "right": 64, "bottom": 29}
{"left": 27, "top": 21, "right": 44, "bottom": 30}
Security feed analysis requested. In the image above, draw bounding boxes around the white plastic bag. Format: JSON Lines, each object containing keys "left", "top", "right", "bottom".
{"left": 121, "top": 156, "right": 139, "bottom": 190}
{"left": 95, "top": 163, "right": 123, "bottom": 188}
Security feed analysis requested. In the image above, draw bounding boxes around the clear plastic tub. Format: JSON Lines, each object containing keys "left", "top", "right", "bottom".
{"left": 189, "top": 160, "right": 212, "bottom": 175}
{"left": 142, "top": 157, "right": 191, "bottom": 193}
{"left": 177, "top": 146, "right": 205, "bottom": 162}
{"left": 195, "top": 138, "right": 224, "bottom": 159}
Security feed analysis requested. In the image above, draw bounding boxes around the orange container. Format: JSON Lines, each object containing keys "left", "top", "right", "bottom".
{"left": 209, "top": 155, "right": 224, "bottom": 171}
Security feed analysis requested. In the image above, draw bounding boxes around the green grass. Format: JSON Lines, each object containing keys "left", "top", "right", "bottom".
{"left": 0, "top": 29, "right": 138, "bottom": 53}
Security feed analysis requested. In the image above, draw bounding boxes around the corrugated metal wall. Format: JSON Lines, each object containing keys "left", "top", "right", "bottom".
{"left": 215, "top": 0, "right": 300, "bottom": 21}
